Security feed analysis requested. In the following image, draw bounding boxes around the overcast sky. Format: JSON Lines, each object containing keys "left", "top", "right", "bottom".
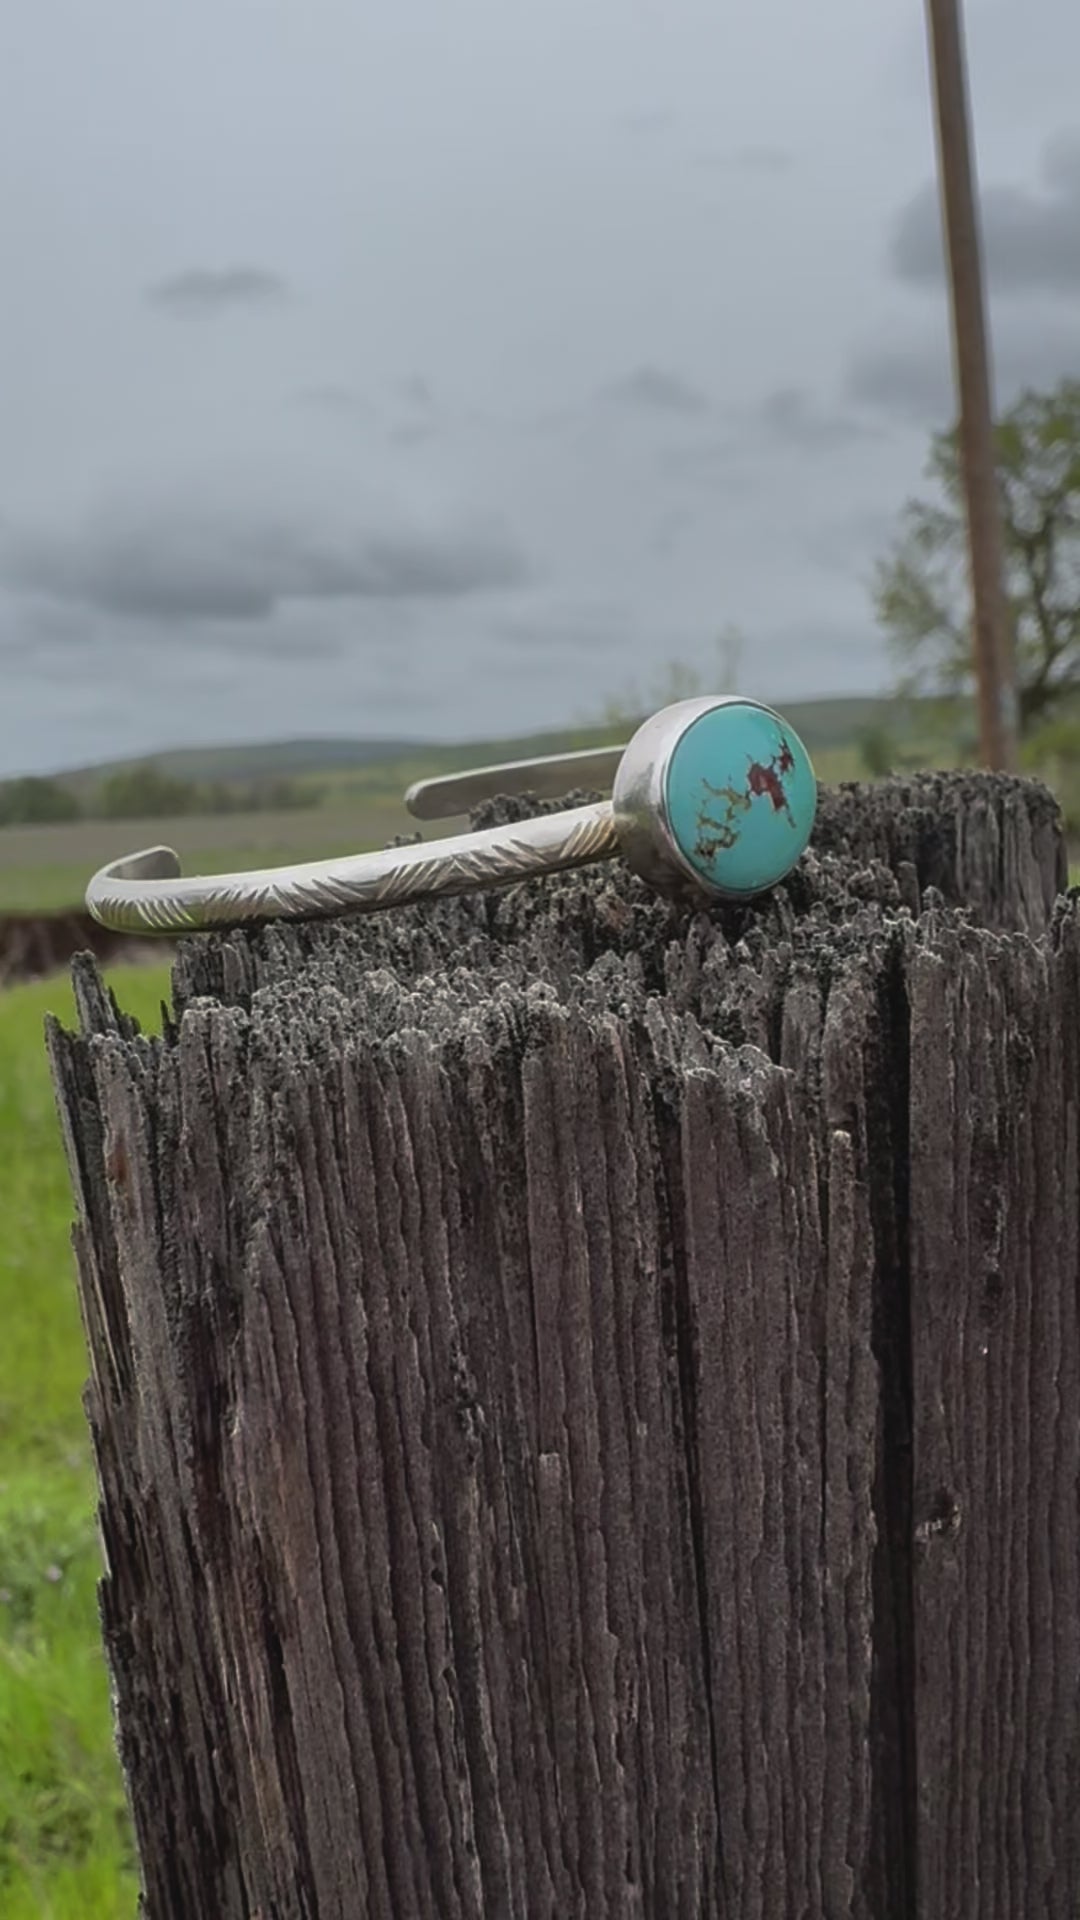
{"left": 3, "top": 0, "right": 1078, "bottom": 773}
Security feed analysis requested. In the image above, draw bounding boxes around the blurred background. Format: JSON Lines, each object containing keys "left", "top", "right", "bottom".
{"left": 4, "top": 6, "right": 1080, "bottom": 1913}
{"left": 3, "top": 0, "right": 1080, "bottom": 951}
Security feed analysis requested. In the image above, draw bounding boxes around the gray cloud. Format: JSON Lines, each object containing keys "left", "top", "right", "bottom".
{"left": 599, "top": 366, "right": 713, "bottom": 417}
{"left": 615, "top": 108, "right": 676, "bottom": 139}
{"left": 389, "top": 376, "right": 441, "bottom": 444}
{"left": 755, "top": 386, "right": 881, "bottom": 451}
{"left": 658, "top": 438, "right": 744, "bottom": 488}
{"left": 146, "top": 266, "right": 291, "bottom": 317}
{"left": 650, "top": 508, "right": 694, "bottom": 555}
{"left": 391, "top": 423, "right": 440, "bottom": 449}
{"left": 292, "top": 384, "right": 371, "bottom": 419}
{"left": 496, "top": 598, "right": 629, "bottom": 653}
{"left": 291, "top": 378, "right": 440, "bottom": 440}
{"left": 846, "top": 311, "right": 1080, "bottom": 425}
{"left": 0, "top": 596, "right": 347, "bottom": 669}
{"left": 0, "top": 599, "right": 88, "bottom": 679}
{"left": 12, "top": 0, "right": 1074, "bottom": 772}
{"left": 657, "top": 386, "right": 876, "bottom": 486}
{"left": 1, "top": 499, "right": 530, "bottom": 625}
{"left": 803, "top": 508, "right": 903, "bottom": 575}
{"left": 694, "top": 144, "right": 794, "bottom": 175}
{"left": 399, "top": 375, "right": 437, "bottom": 413}
{"left": 891, "top": 134, "right": 1080, "bottom": 294}
{"left": 754, "top": 619, "right": 888, "bottom": 690}
{"left": 845, "top": 342, "right": 953, "bottom": 425}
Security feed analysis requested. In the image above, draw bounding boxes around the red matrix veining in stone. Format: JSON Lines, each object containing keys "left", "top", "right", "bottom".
{"left": 745, "top": 736, "right": 796, "bottom": 814}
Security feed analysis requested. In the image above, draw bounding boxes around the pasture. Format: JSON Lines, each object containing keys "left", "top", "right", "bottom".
{"left": 0, "top": 796, "right": 434, "bottom": 916}
{"left": 0, "top": 966, "right": 171, "bottom": 1917}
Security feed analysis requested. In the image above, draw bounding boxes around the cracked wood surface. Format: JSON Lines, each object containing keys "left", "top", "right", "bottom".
{"left": 46, "top": 772, "right": 1079, "bottom": 1918}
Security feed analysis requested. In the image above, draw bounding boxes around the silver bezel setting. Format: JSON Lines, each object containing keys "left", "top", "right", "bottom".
{"left": 611, "top": 694, "right": 807, "bottom": 902}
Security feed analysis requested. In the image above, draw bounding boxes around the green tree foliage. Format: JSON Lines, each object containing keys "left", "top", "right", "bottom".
{"left": 97, "top": 763, "right": 196, "bottom": 819}
{"left": 0, "top": 776, "right": 82, "bottom": 825}
{"left": 873, "top": 378, "right": 1080, "bottom": 735}
{"left": 92, "top": 764, "right": 322, "bottom": 820}
{"left": 856, "top": 725, "right": 896, "bottom": 778}
{"left": 254, "top": 777, "right": 321, "bottom": 812}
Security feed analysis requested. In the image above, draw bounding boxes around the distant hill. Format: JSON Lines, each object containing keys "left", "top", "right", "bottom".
{"left": 48, "top": 695, "right": 921, "bottom": 794}
{"left": 55, "top": 736, "right": 425, "bottom": 799}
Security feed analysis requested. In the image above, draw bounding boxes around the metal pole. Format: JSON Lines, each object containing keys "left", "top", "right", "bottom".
{"left": 924, "top": 0, "right": 1017, "bottom": 769}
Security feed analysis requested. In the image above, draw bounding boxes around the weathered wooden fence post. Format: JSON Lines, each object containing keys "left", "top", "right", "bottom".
{"left": 48, "top": 773, "right": 1079, "bottom": 1919}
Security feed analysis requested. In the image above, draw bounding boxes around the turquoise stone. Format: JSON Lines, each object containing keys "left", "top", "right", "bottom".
{"left": 663, "top": 701, "right": 817, "bottom": 897}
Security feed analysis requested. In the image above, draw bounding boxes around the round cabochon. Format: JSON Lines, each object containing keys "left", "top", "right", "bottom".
{"left": 663, "top": 700, "right": 817, "bottom": 897}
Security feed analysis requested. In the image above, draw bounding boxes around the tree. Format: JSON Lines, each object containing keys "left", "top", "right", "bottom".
{"left": 97, "top": 763, "right": 196, "bottom": 819}
{"left": 874, "top": 378, "right": 1080, "bottom": 735}
{"left": 857, "top": 725, "right": 896, "bottom": 779}
{"left": 0, "top": 775, "right": 81, "bottom": 825}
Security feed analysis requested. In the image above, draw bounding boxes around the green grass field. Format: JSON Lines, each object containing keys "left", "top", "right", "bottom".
{"left": 0, "top": 965, "right": 171, "bottom": 1918}
{"left": 0, "top": 800, "right": 421, "bottom": 915}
